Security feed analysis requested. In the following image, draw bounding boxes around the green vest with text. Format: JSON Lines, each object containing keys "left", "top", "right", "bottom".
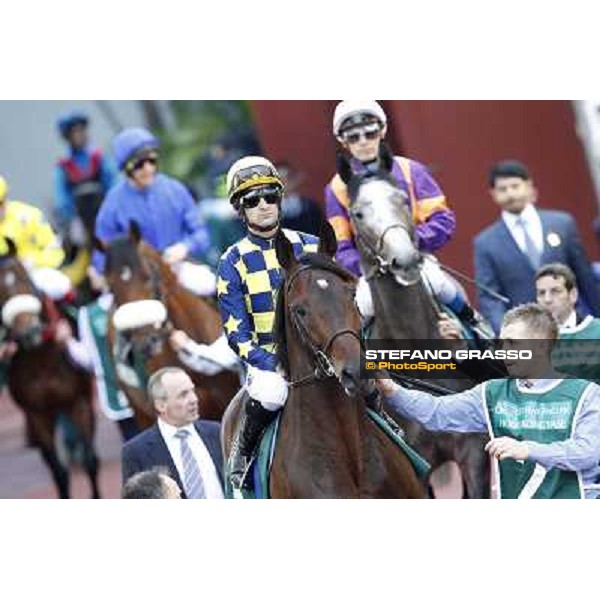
{"left": 484, "top": 378, "right": 588, "bottom": 499}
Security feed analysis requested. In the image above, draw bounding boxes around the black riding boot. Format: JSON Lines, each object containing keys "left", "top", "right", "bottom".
{"left": 230, "top": 399, "right": 277, "bottom": 489}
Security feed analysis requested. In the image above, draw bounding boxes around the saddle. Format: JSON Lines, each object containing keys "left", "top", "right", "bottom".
{"left": 224, "top": 401, "right": 431, "bottom": 500}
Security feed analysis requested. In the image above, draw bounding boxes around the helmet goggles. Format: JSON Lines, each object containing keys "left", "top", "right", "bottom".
{"left": 229, "top": 165, "right": 283, "bottom": 200}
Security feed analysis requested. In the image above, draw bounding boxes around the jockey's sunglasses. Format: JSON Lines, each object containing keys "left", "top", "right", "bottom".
{"left": 341, "top": 123, "right": 382, "bottom": 144}
{"left": 127, "top": 152, "right": 159, "bottom": 174}
{"left": 241, "top": 191, "right": 281, "bottom": 209}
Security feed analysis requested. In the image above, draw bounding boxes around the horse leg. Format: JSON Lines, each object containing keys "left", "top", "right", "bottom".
{"left": 29, "top": 413, "right": 70, "bottom": 499}
{"left": 70, "top": 399, "right": 101, "bottom": 499}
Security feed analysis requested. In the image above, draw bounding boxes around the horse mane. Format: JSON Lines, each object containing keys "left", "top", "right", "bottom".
{"left": 273, "top": 252, "right": 356, "bottom": 376}
{"left": 138, "top": 242, "right": 177, "bottom": 286}
{"left": 347, "top": 171, "right": 399, "bottom": 203}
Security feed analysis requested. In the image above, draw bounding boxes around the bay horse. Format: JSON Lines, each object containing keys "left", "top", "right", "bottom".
{"left": 221, "top": 222, "right": 425, "bottom": 498}
{"left": 336, "top": 150, "right": 490, "bottom": 498}
{"left": 0, "top": 239, "right": 99, "bottom": 498}
{"left": 96, "top": 223, "right": 241, "bottom": 429}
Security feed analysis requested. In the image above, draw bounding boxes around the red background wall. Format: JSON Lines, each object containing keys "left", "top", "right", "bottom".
{"left": 251, "top": 101, "right": 600, "bottom": 294}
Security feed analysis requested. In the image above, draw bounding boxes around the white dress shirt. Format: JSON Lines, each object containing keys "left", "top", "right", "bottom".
{"left": 157, "top": 418, "right": 224, "bottom": 499}
{"left": 502, "top": 203, "right": 544, "bottom": 255}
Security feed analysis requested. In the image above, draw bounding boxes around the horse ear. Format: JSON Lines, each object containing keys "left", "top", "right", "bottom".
{"left": 275, "top": 230, "right": 296, "bottom": 272}
{"left": 129, "top": 220, "right": 142, "bottom": 244}
{"left": 336, "top": 151, "right": 353, "bottom": 185}
{"left": 379, "top": 142, "right": 395, "bottom": 173}
{"left": 4, "top": 237, "right": 17, "bottom": 257}
{"left": 92, "top": 236, "right": 106, "bottom": 254}
{"left": 318, "top": 220, "right": 338, "bottom": 258}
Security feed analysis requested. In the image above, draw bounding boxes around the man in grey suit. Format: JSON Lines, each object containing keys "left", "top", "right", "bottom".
{"left": 121, "top": 367, "right": 224, "bottom": 499}
{"left": 474, "top": 160, "right": 600, "bottom": 333}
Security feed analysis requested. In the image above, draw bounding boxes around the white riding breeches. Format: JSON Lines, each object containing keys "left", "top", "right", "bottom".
{"left": 28, "top": 267, "right": 73, "bottom": 300}
{"left": 246, "top": 365, "right": 289, "bottom": 411}
{"left": 172, "top": 262, "right": 217, "bottom": 297}
{"left": 355, "top": 276, "right": 375, "bottom": 320}
{"left": 420, "top": 255, "right": 460, "bottom": 305}
{"left": 355, "top": 255, "right": 462, "bottom": 320}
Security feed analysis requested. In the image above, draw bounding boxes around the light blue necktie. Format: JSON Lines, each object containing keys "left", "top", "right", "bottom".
{"left": 175, "top": 429, "right": 206, "bottom": 499}
{"left": 516, "top": 217, "right": 542, "bottom": 270}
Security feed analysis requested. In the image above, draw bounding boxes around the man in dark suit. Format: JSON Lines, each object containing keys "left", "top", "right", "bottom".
{"left": 474, "top": 160, "right": 600, "bottom": 333}
{"left": 121, "top": 367, "right": 224, "bottom": 499}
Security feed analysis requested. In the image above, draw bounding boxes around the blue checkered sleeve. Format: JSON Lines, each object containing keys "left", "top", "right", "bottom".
{"left": 217, "top": 251, "right": 278, "bottom": 372}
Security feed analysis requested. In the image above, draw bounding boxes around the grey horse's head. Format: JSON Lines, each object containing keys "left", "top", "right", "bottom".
{"left": 337, "top": 148, "right": 422, "bottom": 285}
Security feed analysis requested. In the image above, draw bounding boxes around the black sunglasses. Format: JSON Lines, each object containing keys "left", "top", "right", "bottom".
{"left": 127, "top": 153, "right": 159, "bottom": 174}
{"left": 241, "top": 192, "right": 281, "bottom": 209}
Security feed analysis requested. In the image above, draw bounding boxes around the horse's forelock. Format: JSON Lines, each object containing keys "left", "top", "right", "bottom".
{"left": 105, "top": 237, "right": 144, "bottom": 275}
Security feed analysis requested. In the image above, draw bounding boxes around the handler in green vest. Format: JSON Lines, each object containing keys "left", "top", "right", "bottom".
{"left": 536, "top": 262, "right": 600, "bottom": 382}
{"left": 377, "top": 303, "right": 600, "bottom": 499}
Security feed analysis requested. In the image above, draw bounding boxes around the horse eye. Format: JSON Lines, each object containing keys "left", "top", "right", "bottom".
{"left": 353, "top": 211, "right": 364, "bottom": 220}
{"left": 296, "top": 306, "right": 308, "bottom": 318}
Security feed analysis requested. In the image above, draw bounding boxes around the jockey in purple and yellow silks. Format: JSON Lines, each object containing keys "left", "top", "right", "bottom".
{"left": 325, "top": 100, "right": 480, "bottom": 328}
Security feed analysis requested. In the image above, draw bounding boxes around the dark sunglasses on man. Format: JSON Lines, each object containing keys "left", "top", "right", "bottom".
{"left": 240, "top": 187, "right": 282, "bottom": 209}
{"left": 341, "top": 122, "right": 382, "bottom": 145}
{"left": 126, "top": 151, "right": 159, "bottom": 175}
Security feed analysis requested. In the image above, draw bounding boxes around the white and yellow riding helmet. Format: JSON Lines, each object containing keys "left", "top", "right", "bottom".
{"left": 226, "top": 156, "right": 284, "bottom": 210}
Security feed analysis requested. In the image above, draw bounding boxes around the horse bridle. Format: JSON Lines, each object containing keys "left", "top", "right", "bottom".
{"left": 285, "top": 265, "right": 363, "bottom": 388}
{"left": 352, "top": 208, "right": 422, "bottom": 282}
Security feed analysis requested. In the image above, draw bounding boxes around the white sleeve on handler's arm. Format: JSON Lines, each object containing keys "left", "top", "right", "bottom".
{"left": 176, "top": 334, "right": 240, "bottom": 376}
{"left": 383, "top": 382, "right": 487, "bottom": 433}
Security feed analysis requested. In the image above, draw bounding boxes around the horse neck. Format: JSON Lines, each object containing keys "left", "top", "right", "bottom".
{"left": 370, "top": 272, "right": 440, "bottom": 341}
{"left": 283, "top": 309, "right": 366, "bottom": 470}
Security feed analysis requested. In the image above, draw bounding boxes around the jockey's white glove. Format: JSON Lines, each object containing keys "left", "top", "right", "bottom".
{"left": 246, "top": 365, "right": 288, "bottom": 411}
{"left": 355, "top": 276, "right": 374, "bottom": 320}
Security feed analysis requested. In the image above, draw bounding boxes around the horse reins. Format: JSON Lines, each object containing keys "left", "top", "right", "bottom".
{"left": 284, "top": 264, "right": 363, "bottom": 388}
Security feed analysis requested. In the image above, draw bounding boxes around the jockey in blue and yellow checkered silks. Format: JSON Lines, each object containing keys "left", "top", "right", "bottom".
{"left": 218, "top": 156, "right": 319, "bottom": 489}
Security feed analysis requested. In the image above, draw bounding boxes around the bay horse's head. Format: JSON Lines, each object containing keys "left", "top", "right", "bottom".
{"left": 337, "top": 147, "right": 422, "bottom": 285}
{"left": 274, "top": 221, "right": 368, "bottom": 397}
{"left": 95, "top": 222, "right": 174, "bottom": 359}
{"left": 0, "top": 238, "right": 44, "bottom": 347}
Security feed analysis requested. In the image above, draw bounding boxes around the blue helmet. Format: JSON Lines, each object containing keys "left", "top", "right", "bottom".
{"left": 57, "top": 110, "right": 89, "bottom": 138}
{"left": 113, "top": 127, "right": 160, "bottom": 170}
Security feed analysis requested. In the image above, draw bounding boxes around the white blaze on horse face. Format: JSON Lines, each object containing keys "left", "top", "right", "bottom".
{"left": 317, "top": 279, "right": 329, "bottom": 290}
{"left": 4, "top": 271, "right": 16, "bottom": 287}
{"left": 354, "top": 179, "right": 417, "bottom": 267}
{"left": 120, "top": 266, "right": 132, "bottom": 282}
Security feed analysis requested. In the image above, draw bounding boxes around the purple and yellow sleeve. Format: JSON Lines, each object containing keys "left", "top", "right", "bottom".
{"left": 409, "top": 160, "right": 456, "bottom": 253}
{"left": 324, "top": 181, "right": 362, "bottom": 277}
